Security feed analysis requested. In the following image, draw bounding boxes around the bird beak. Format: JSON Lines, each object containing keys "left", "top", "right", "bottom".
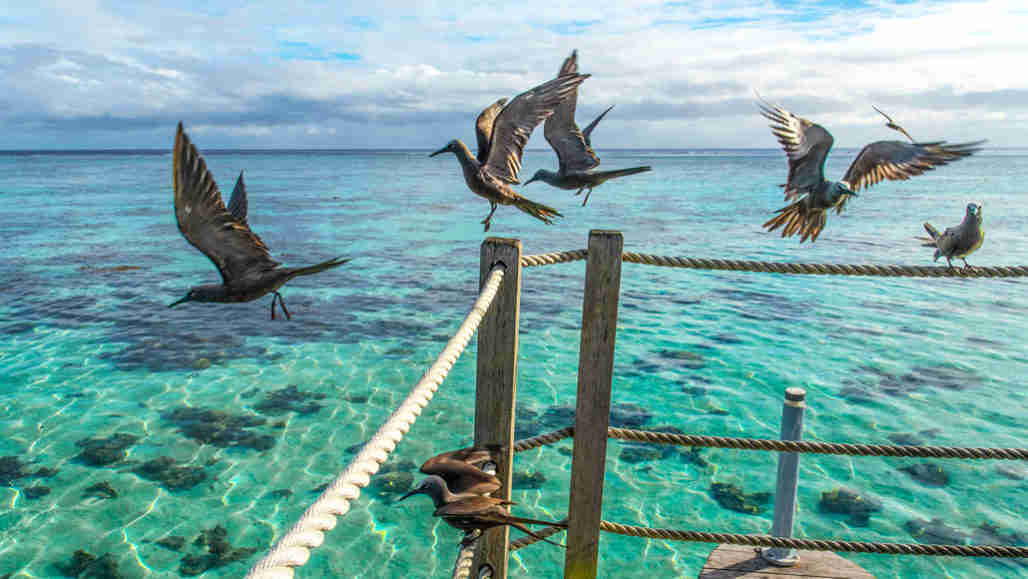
{"left": 168, "top": 296, "right": 190, "bottom": 308}
{"left": 523, "top": 176, "right": 537, "bottom": 186}
{"left": 396, "top": 489, "right": 420, "bottom": 503}
{"left": 429, "top": 146, "right": 447, "bottom": 157}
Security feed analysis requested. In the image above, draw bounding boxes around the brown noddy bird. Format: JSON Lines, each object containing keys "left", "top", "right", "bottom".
{"left": 399, "top": 475, "right": 567, "bottom": 548}
{"left": 524, "top": 50, "right": 651, "bottom": 205}
{"left": 757, "top": 96, "right": 984, "bottom": 242}
{"left": 917, "top": 202, "right": 985, "bottom": 269}
{"left": 169, "top": 123, "right": 350, "bottom": 319}
{"left": 873, "top": 105, "right": 915, "bottom": 142}
{"left": 430, "top": 73, "right": 590, "bottom": 232}
{"left": 419, "top": 446, "right": 502, "bottom": 495}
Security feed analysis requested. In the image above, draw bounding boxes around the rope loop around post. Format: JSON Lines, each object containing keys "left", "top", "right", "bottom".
{"left": 245, "top": 266, "right": 507, "bottom": 579}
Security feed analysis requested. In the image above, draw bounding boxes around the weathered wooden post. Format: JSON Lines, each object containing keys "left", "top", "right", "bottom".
{"left": 565, "top": 230, "right": 624, "bottom": 579}
{"left": 472, "top": 237, "right": 522, "bottom": 579}
{"left": 760, "top": 386, "right": 807, "bottom": 566}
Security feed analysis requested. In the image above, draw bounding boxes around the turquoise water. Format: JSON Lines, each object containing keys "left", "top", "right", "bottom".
{"left": 1, "top": 147, "right": 1025, "bottom": 578}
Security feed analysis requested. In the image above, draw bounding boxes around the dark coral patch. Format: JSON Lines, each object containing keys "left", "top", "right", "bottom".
{"left": 75, "top": 433, "right": 139, "bottom": 466}
{"left": 163, "top": 407, "right": 274, "bottom": 451}
{"left": 132, "top": 457, "right": 207, "bottom": 491}
{"left": 710, "top": 482, "right": 770, "bottom": 515}
{"left": 254, "top": 385, "right": 327, "bottom": 415}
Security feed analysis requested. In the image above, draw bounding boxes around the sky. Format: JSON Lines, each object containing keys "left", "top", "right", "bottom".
{"left": 2, "top": 0, "right": 1027, "bottom": 149}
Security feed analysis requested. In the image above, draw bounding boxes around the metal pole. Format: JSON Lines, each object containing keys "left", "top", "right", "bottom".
{"left": 760, "top": 387, "right": 806, "bottom": 566}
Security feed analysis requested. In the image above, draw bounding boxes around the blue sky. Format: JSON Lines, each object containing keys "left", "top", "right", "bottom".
{"left": 1, "top": 1, "right": 1025, "bottom": 148}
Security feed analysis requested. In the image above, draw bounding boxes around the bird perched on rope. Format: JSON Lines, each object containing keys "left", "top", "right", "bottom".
{"left": 399, "top": 475, "right": 567, "bottom": 547}
{"left": 918, "top": 203, "right": 985, "bottom": 270}
{"left": 757, "top": 96, "right": 984, "bottom": 242}
{"left": 419, "top": 446, "right": 502, "bottom": 495}
{"left": 430, "top": 73, "right": 590, "bottom": 232}
{"left": 523, "top": 50, "right": 651, "bottom": 206}
{"left": 169, "top": 123, "right": 350, "bottom": 319}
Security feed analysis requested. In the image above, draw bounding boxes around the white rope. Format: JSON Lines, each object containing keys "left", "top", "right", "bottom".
{"left": 246, "top": 267, "right": 507, "bottom": 579}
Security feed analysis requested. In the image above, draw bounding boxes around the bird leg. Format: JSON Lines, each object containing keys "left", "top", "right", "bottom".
{"left": 574, "top": 186, "right": 585, "bottom": 196}
{"left": 945, "top": 257, "right": 954, "bottom": 270}
{"left": 274, "top": 291, "right": 292, "bottom": 320}
{"left": 459, "top": 529, "right": 482, "bottom": 548}
{"left": 270, "top": 293, "right": 278, "bottom": 320}
{"left": 581, "top": 186, "right": 594, "bottom": 206}
{"left": 481, "top": 202, "right": 497, "bottom": 232}
{"left": 962, "top": 258, "right": 978, "bottom": 273}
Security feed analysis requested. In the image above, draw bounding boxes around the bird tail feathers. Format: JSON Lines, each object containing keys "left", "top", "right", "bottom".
{"left": 287, "top": 256, "right": 351, "bottom": 279}
{"left": 506, "top": 520, "right": 567, "bottom": 549}
{"left": 762, "top": 199, "right": 827, "bottom": 243}
{"left": 596, "top": 166, "right": 652, "bottom": 180}
{"left": 513, "top": 197, "right": 563, "bottom": 225}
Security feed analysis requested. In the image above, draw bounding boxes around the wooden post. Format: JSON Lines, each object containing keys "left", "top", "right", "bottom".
{"left": 472, "top": 237, "right": 522, "bottom": 579}
{"left": 565, "top": 230, "right": 623, "bottom": 579}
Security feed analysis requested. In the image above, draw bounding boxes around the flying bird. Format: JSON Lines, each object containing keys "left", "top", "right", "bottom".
{"left": 918, "top": 202, "right": 984, "bottom": 269}
{"left": 399, "top": 475, "right": 567, "bottom": 548}
{"left": 524, "top": 50, "right": 651, "bottom": 206}
{"left": 873, "top": 105, "right": 914, "bottom": 142}
{"left": 430, "top": 73, "right": 590, "bottom": 232}
{"left": 758, "top": 97, "right": 984, "bottom": 242}
{"left": 419, "top": 446, "right": 502, "bottom": 495}
{"left": 169, "top": 123, "right": 350, "bottom": 319}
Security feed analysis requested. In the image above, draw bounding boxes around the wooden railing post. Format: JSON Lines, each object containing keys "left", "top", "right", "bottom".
{"left": 565, "top": 230, "right": 623, "bottom": 579}
{"left": 472, "top": 237, "right": 522, "bottom": 579}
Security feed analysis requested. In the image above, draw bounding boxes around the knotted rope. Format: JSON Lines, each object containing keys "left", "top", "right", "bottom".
{"left": 521, "top": 250, "right": 1028, "bottom": 277}
{"left": 246, "top": 267, "right": 506, "bottom": 579}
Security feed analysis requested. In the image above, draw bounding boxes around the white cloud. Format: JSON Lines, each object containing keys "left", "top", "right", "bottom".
{"left": 1, "top": 0, "right": 1027, "bottom": 147}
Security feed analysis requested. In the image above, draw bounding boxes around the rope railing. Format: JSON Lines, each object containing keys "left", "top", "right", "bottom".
{"left": 509, "top": 519, "right": 569, "bottom": 552}
{"left": 511, "top": 426, "right": 1028, "bottom": 460}
{"left": 508, "top": 520, "right": 1027, "bottom": 557}
{"left": 596, "top": 522, "right": 1028, "bottom": 558}
{"left": 607, "top": 427, "right": 1028, "bottom": 460}
{"left": 246, "top": 267, "right": 507, "bottom": 579}
{"left": 520, "top": 249, "right": 1028, "bottom": 277}
{"left": 451, "top": 536, "right": 478, "bottom": 579}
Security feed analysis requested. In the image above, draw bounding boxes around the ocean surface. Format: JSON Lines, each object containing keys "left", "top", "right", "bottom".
{"left": 0, "top": 146, "right": 1025, "bottom": 578}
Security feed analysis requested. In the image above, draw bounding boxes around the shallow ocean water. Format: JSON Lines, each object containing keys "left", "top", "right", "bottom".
{"left": 0, "top": 146, "right": 1025, "bottom": 578}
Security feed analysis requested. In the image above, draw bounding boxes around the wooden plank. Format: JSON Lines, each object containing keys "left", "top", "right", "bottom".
{"left": 564, "top": 230, "right": 624, "bottom": 579}
{"left": 700, "top": 544, "right": 875, "bottom": 579}
{"left": 471, "top": 237, "right": 522, "bottom": 579}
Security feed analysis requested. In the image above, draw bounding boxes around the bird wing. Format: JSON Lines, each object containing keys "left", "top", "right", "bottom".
{"left": 757, "top": 100, "right": 834, "bottom": 200}
{"left": 543, "top": 51, "right": 600, "bottom": 174}
{"left": 581, "top": 104, "right": 614, "bottom": 149}
{"left": 227, "top": 170, "right": 248, "bottom": 224}
{"left": 173, "top": 123, "right": 279, "bottom": 285}
{"left": 483, "top": 73, "right": 590, "bottom": 184}
{"left": 841, "top": 140, "right": 984, "bottom": 192}
{"left": 475, "top": 98, "right": 508, "bottom": 164}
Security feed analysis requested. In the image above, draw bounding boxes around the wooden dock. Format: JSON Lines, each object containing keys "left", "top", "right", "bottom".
{"left": 699, "top": 544, "right": 875, "bottom": 579}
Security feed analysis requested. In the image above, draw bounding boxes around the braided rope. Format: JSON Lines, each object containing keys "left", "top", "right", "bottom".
{"left": 512, "top": 427, "right": 575, "bottom": 453}
{"left": 597, "top": 522, "right": 1028, "bottom": 557}
{"left": 608, "top": 427, "right": 1028, "bottom": 460}
{"left": 451, "top": 537, "right": 478, "bottom": 579}
{"left": 512, "top": 426, "right": 1028, "bottom": 460}
{"left": 520, "top": 250, "right": 587, "bottom": 267}
{"left": 245, "top": 267, "right": 507, "bottom": 579}
{"left": 520, "top": 249, "right": 1028, "bottom": 277}
{"left": 509, "top": 519, "right": 569, "bottom": 552}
